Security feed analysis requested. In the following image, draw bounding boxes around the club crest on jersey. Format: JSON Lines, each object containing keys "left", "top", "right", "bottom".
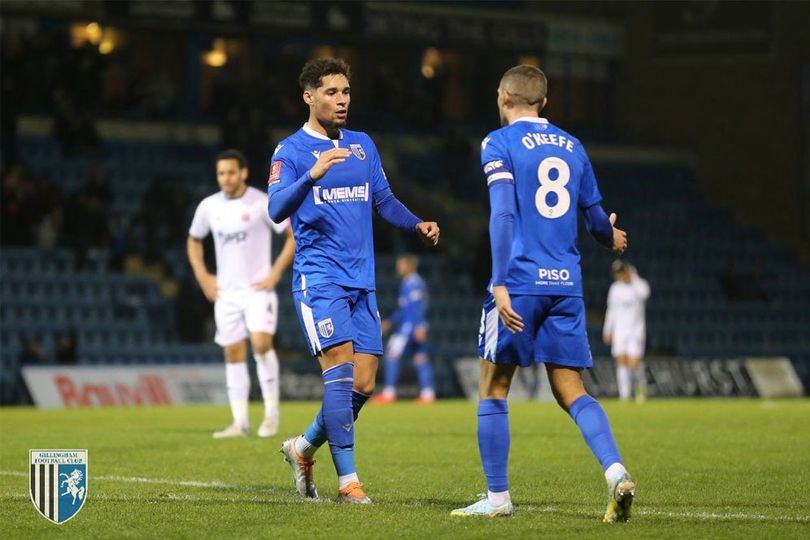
{"left": 29, "top": 449, "right": 88, "bottom": 524}
{"left": 350, "top": 144, "right": 366, "bottom": 160}
{"left": 268, "top": 161, "right": 282, "bottom": 185}
{"left": 317, "top": 318, "right": 334, "bottom": 338}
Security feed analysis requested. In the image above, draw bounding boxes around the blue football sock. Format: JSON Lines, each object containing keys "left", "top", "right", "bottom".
{"left": 415, "top": 360, "right": 434, "bottom": 391}
{"left": 478, "top": 398, "right": 510, "bottom": 493}
{"left": 569, "top": 394, "right": 622, "bottom": 471}
{"left": 322, "top": 363, "right": 355, "bottom": 476}
{"left": 383, "top": 356, "right": 400, "bottom": 388}
{"left": 352, "top": 389, "right": 371, "bottom": 416}
{"left": 302, "top": 389, "right": 370, "bottom": 448}
{"left": 302, "top": 410, "right": 327, "bottom": 448}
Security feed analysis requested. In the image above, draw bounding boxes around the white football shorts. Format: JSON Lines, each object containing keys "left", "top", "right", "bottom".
{"left": 611, "top": 332, "right": 645, "bottom": 359}
{"left": 214, "top": 289, "right": 279, "bottom": 346}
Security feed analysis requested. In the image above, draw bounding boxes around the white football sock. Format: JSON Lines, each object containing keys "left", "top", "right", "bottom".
{"left": 338, "top": 472, "right": 360, "bottom": 490}
{"left": 295, "top": 435, "right": 318, "bottom": 459}
{"left": 420, "top": 388, "right": 435, "bottom": 400}
{"left": 604, "top": 462, "right": 628, "bottom": 489}
{"left": 616, "top": 365, "right": 631, "bottom": 400}
{"left": 382, "top": 386, "right": 396, "bottom": 398}
{"left": 634, "top": 363, "right": 647, "bottom": 395}
{"left": 488, "top": 490, "right": 511, "bottom": 507}
{"left": 225, "top": 362, "right": 250, "bottom": 430}
{"left": 255, "top": 349, "right": 280, "bottom": 419}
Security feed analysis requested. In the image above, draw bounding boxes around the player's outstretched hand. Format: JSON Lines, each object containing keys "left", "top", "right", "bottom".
{"left": 609, "top": 213, "right": 628, "bottom": 254}
{"left": 310, "top": 148, "right": 352, "bottom": 181}
{"left": 493, "top": 285, "right": 524, "bottom": 334}
{"left": 416, "top": 222, "right": 440, "bottom": 246}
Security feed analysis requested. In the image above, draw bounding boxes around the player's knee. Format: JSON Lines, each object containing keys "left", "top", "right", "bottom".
{"left": 223, "top": 343, "right": 247, "bottom": 363}
{"left": 354, "top": 376, "right": 376, "bottom": 395}
{"left": 250, "top": 334, "right": 273, "bottom": 355}
{"left": 413, "top": 353, "right": 428, "bottom": 365}
{"left": 253, "top": 342, "right": 271, "bottom": 355}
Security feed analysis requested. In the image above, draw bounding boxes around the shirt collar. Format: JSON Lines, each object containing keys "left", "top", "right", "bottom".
{"left": 514, "top": 116, "right": 549, "bottom": 125}
{"left": 302, "top": 123, "right": 343, "bottom": 141}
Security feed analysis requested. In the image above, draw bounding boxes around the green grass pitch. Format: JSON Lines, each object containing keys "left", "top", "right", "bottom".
{"left": 2, "top": 399, "right": 809, "bottom": 539}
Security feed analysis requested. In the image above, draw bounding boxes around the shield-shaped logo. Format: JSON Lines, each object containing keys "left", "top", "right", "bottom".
{"left": 30, "top": 449, "right": 88, "bottom": 524}
{"left": 317, "top": 318, "right": 334, "bottom": 338}
{"left": 349, "top": 144, "right": 366, "bottom": 160}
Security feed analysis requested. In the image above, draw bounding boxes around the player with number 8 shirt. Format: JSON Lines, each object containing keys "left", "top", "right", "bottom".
{"left": 451, "top": 65, "right": 634, "bottom": 521}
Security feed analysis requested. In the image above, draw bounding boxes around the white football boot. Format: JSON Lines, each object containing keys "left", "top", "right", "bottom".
{"left": 212, "top": 424, "right": 249, "bottom": 439}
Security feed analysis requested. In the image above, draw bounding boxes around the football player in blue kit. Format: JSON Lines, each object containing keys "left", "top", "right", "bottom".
{"left": 268, "top": 58, "right": 440, "bottom": 504}
{"left": 373, "top": 253, "right": 435, "bottom": 405}
{"left": 451, "top": 65, "right": 634, "bottom": 521}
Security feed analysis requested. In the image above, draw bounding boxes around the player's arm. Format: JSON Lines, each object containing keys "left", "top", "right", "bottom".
{"left": 187, "top": 201, "right": 217, "bottom": 302}
{"left": 367, "top": 138, "right": 439, "bottom": 245}
{"left": 489, "top": 182, "right": 523, "bottom": 333}
{"left": 187, "top": 236, "right": 217, "bottom": 302}
{"left": 579, "top": 157, "right": 627, "bottom": 254}
{"left": 383, "top": 307, "right": 402, "bottom": 336}
{"left": 268, "top": 147, "right": 351, "bottom": 222}
{"left": 603, "top": 286, "right": 615, "bottom": 344}
{"left": 629, "top": 266, "right": 650, "bottom": 300}
{"left": 253, "top": 227, "right": 296, "bottom": 291}
{"left": 412, "top": 284, "right": 428, "bottom": 343}
{"left": 373, "top": 189, "right": 439, "bottom": 245}
{"left": 483, "top": 137, "right": 523, "bottom": 333}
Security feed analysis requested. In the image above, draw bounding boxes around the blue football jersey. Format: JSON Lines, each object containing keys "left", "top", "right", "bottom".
{"left": 482, "top": 117, "right": 602, "bottom": 296}
{"left": 268, "top": 124, "right": 389, "bottom": 291}
{"left": 391, "top": 273, "right": 427, "bottom": 328}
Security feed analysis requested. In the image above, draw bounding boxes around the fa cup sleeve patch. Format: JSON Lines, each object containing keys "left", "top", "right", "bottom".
{"left": 268, "top": 161, "right": 282, "bottom": 185}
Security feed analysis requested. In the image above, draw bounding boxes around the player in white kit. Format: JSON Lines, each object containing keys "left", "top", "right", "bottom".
{"left": 187, "top": 149, "right": 296, "bottom": 438}
{"left": 603, "top": 260, "right": 650, "bottom": 403}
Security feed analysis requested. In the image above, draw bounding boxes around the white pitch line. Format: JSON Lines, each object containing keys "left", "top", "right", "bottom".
{"left": 0, "top": 470, "right": 270, "bottom": 492}
{"left": 518, "top": 504, "right": 810, "bottom": 524}
{"left": 2, "top": 470, "right": 808, "bottom": 523}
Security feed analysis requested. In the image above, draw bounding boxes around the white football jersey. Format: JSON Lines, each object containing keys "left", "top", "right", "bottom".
{"left": 189, "top": 186, "right": 288, "bottom": 292}
{"left": 603, "top": 275, "right": 650, "bottom": 340}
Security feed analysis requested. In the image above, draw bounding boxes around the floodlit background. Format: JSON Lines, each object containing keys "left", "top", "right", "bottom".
{"left": 1, "top": 1, "right": 809, "bottom": 404}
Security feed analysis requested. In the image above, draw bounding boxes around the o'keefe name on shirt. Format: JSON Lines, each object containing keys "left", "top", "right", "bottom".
{"left": 313, "top": 183, "right": 369, "bottom": 205}
{"left": 520, "top": 132, "right": 575, "bottom": 152}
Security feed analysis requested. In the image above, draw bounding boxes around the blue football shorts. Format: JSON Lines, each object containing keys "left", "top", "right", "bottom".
{"left": 477, "top": 293, "right": 592, "bottom": 368}
{"left": 293, "top": 283, "right": 383, "bottom": 357}
{"left": 385, "top": 322, "right": 428, "bottom": 360}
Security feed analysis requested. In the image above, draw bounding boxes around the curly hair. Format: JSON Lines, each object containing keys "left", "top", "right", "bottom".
{"left": 298, "top": 58, "right": 352, "bottom": 90}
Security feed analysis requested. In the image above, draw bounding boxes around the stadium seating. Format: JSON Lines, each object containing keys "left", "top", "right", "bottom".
{"left": 3, "top": 135, "right": 809, "bottom": 404}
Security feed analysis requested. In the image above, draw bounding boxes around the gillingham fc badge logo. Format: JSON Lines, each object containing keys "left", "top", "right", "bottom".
{"left": 29, "top": 449, "right": 88, "bottom": 524}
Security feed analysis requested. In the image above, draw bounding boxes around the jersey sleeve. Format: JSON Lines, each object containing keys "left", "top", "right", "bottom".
{"left": 577, "top": 149, "right": 603, "bottom": 209}
{"left": 266, "top": 142, "right": 301, "bottom": 199}
{"left": 188, "top": 200, "right": 210, "bottom": 239}
{"left": 367, "top": 136, "right": 391, "bottom": 194}
{"left": 481, "top": 132, "right": 514, "bottom": 188}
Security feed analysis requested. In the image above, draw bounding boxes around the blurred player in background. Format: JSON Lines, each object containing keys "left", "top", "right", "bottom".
{"left": 268, "top": 59, "right": 439, "bottom": 504}
{"left": 187, "top": 149, "right": 295, "bottom": 439}
{"left": 372, "top": 253, "right": 435, "bottom": 405}
{"left": 452, "top": 65, "right": 635, "bottom": 521}
{"left": 603, "top": 260, "right": 650, "bottom": 403}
